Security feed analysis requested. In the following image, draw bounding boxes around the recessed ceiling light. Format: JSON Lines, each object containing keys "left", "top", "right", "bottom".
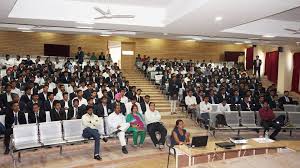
{"left": 263, "top": 35, "right": 275, "bottom": 38}
{"left": 76, "top": 21, "right": 94, "bottom": 25}
{"left": 235, "top": 42, "right": 243, "bottom": 45}
{"left": 163, "top": 33, "right": 168, "bottom": 35}
{"left": 18, "top": 27, "right": 31, "bottom": 30}
{"left": 244, "top": 41, "right": 252, "bottom": 44}
{"left": 76, "top": 26, "right": 93, "bottom": 29}
{"left": 186, "top": 39, "right": 196, "bottom": 42}
{"left": 99, "top": 34, "right": 110, "bottom": 37}
{"left": 296, "top": 42, "right": 300, "bottom": 44}
{"left": 193, "top": 37, "right": 202, "bottom": 41}
{"left": 249, "top": 37, "right": 260, "bottom": 40}
{"left": 21, "top": 30, "right": 34, "bottom": 33}
{"left": 215, "top": 16, "right": 223, "bottom": 21}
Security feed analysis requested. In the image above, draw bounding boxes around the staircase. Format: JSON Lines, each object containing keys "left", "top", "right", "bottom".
{"left": 123, "top": 69, "right": 206, "bottom": 135}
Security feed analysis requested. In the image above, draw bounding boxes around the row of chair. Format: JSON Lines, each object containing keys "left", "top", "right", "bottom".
{"left": 208, "top": 111, "right": 300, "bottom": 136}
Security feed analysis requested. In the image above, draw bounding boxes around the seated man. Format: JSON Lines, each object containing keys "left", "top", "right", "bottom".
{"left": 184, "top": 90, "right": 197, "bottom": 118}
{"left": 259, "top": 101, "right": 283, "bottom": 140}
{"left": 107, "top": 104, "right": 130, "bottom": 154}
{"left": 28, "top": 103, "right": 46, "bottom": 124}
{"left": 125, "top": 97, "right": 142, "bottom": 115}
{"left": 217, "top": 98, "right": 231, "bottom": 113}
{"left": 145, "top": 102, "right": 167, "bottom": 149}
{"left": 199, "top": 95, "right": 212, "bottom": 129}
{"left": 81, "top": 106, "right": 102, "bottom": 160}
{"left": 279, "top": 91, "right": 295, "bottom": 104}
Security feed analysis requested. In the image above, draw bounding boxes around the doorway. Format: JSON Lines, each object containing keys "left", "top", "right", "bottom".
{"left": 108, "top": 41, "right": 122, "bottom": 67}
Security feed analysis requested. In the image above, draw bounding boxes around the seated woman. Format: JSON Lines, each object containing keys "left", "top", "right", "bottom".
{"left": 126, "top": 104, "right": 146, "bottom": 148}
{"left": 171, "top": 119, "right": 190, "bottom": 146}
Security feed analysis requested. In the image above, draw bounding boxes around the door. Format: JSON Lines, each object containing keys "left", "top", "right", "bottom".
{"left": 121, "top": 42, "right": 136, "bottom": 69}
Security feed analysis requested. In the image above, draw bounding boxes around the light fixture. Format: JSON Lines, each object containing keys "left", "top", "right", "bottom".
{"left": 235, "top": 42, "right": 243, "bottom": 45}
{"left": 296, "top": 42, "right": 300, "bottom": 44}
{"left": 18, "top": 27, "right": 31, "bottom": 30}
{"left": 244, "top": 41, "right": 252, "bottom": 44}
{"left": 186, "top": 39, "right": 196, "bottom": 42}
{"left": 76, "top": 26, "right": 93, "bottom": 29}
{"left": 76, "top": 21, "right": 94, "bottom": 25}
{"left": 215, "top": 16, "right": 223, "bottom": 21}
{"left": 193, "top": 37, "right": 202, "bottom": 41}
{"left": 21, "top": 30, "right": 34, "bottom": 33}
{"left": 262, "top": 35, "right": 275, "bottom": 38}
{"left": 99, "top": 34, "right": 110, "bottom": 37}
{"left": 163, "top": 33, "right": 168, "bottom": 35}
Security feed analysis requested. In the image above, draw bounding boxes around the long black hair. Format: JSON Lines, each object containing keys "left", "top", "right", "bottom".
{"left": 174, "top": 119, "right": 183, "bottom": 130}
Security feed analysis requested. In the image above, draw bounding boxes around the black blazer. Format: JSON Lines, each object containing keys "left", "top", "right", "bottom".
{"left": 5, "top": 110, "right": 27, "bottom": 129}
{"left": 136, "top": 96, "right": 144, "bottom": 104}
{"left": 1, "top": 93, "right": 17, "bottom": 108}
{"left": 111, "top": 102, "right": 126, "bottom": 116}
{"left": 20, "top": 95, "right": 31, "bottom": 104}
{"left": 230, "top": 96, "right": 242, "bottom": 105}
{"left": 253, "top": 59, "right": 262, "bottom": 68}
{"left": 27, "top": 101, "right": 44, "bottom": 113}
{"left": 28, "top": 110, "right": 46, "bottom": 123}
{"left": 94, "top": 103, "right": 112, "bottom": 117}
{"left": 38, "top": 92, "right": 48, "bottom": 102}
{"left": 278, "top": 96, "right": 294, "bottom": 104}
{"left": 240, "top": 101, "right": 255, "bottom": 111}
{"left": 50, "top": 109, "right": 67, "bottom": 121}
{"left": 43, "top": 100, "right": 54, "bottom": 112}
{"left": 60, "top": 100, "right": 72, "bottom": 110}
{"left": 67, "top": 106, "right": 85, "bottom": 119}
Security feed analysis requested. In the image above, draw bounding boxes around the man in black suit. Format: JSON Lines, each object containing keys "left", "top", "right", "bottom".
{"left": 279, "top": 91, "right": 294, "bottom": 105}
{"left": 217, "top": 88, "right": 229, "bottom": 103}
{"left": 253, "top": 55, "right": 262, "bottom": 79}
{"left": 141, "top": 95, "right": 150, "bottom": 114}
{"left": 83, "top": 84, "right": 93, "bottom": 99}
{"left": 254, "top": 95, "right": 265, "bottom": 111}
{"left": 20, "top": 87, "right": 32, "bottom": 104}
{"left": 98, "top": 52, "right": 106, "bottom": 60}
{"left": 67, "top": 99, "right": 85, "bottom": 119}
{"left": 95, "top": 96, "right": 112, "bottom": 117}
{"left": 136, "top": 89, "right": 144, "bottom": 104}
{"left": 230, "top": 90, "right": 242, "bottom": 105}
{"left": 0, "top": 84, "right": 17, "bottom": 108}
{"left": 76, "top": 47, "right": 84, "bottom": 64}
{"left": 125, "top": 86, "right": 136, "bottom": 101}
{"left": 27, "top": 92, "right": 44, "bottom": 112}
{"left": 240, "top": 96, "right": 255, "bottom": 111}
{"left": 60, "top": 71, "right": 72, "bottom": 84}
{"left": 1, "top": 70, "right": 13, "bottom": 86}
{"left": 38, "top": 85, "right": 49, "bottom": 102}
{"left": 22, "top": 55, "right": 34, "bottom": 66}
{"left": 50, "top": 100, "right": 66, "bottom": 121}
{"left": 28, "top": 103, "right": 46, "bottom": 124}
{"left": 4, "top": 102, "right": 27, "bottom": 154}
{"left": 60, "top": 92, "right": 72, "bottom": 110}
{"left": 43, "top": 92, "right": 55, "bottom": 112}
{"left": 208, "top": 90, "right": 219, "bottom": 104}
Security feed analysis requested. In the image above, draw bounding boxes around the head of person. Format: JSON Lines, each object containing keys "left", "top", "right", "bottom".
{"left": 87, "top": 97, "right": 94, "bottom": 106}
{"left": 43, "top": 85, "right": 49, "bottom": 93}
{"left": 221, "top": 99, "right": 227, "bottom": 106}
{"left": 256, "top": 55, "right": 259, "bottom": 60}
{"left": 63, "top": 92, "right": 68, "bottom": 101}
{"left": 149, "top": 102, "right": 155, "bottom": 111}
{"left": 284, "top": 91, "right": 289, "bottom": 97}
{"left": 137, "top": 89, "right": 142, "bottom": 95}
{"left": 77, "top": 90, "right": 83, "bottom": 98}
{"left": 78, "top": 47, "right": 82, "bottom": 51}
{"left": 259, "top": 95, "right": 265, "bottom": 103}
{"left": 54, "top": 100, "right": 61, "bottom": 110}
{"left": 12, "top": 94, "right": 20, "bottom": 102}
{"left": 244, "top": 96, "right": 250, "bottom": 103}
{"left": 73, "top": 99, "right": 79, "bottom": 108}
{"left": 101, "top": 96, "right": 108, "bottom": 104}
{"left": 120, "top": 88, "right": 126, "bottom": 96}
{"left": 175, "top": 119, "right": 184, "bottom": 130}
{"left": 188, "top": 90, "right": 193, "bottom": 97}
{"left": 131, "top": 104, "right": 138, "bottom": 114}
{"left": 263, "top": 101, "right": 269, "bottom": 109}
{"left": 204, "top": 95, "right": 209, "bottom": 103}
{"left": 114, "top": 104, "right": 121, "bottom": 115}
{"left": 32, "top": 93, "right": 39, "bottom": 102}
{"left": 144, "top": 95, "right": 150, "bottom": 103}
{"left": 131, "top": 97, "right": 137, "bottom": 104}
{"left": 33, "top": 103, "right": 40, "bottom": 113}
{"left": 86, "top": 105, "right": 94, "bottom": 116}
{"left": 5, "top": 84, "right": 12, "bottom": 93}
{"left": 12, "top": 102, "right": 20, "bottom": 112}
{"left": 48, "top": 92, "right": 54, "bottom": 101}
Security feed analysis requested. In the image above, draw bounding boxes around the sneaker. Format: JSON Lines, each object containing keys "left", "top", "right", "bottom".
{"left": 94, "top": 155, "right": 102, "bottom": 160}
{"left": 122, "top": 146, "right": 128, "bottom": 154}
{"left": 159, "top": 145, "right": 165, "bottom": 149}
{"left": 102, "top": 138, "right": 108, "bottom": 143}
{"left": 155, "top": 144, "right": 160, "bottom": 149}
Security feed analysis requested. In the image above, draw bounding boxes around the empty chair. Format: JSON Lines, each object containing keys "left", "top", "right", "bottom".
{"left": 12, "top": 124, "right": 41, "bottom": 151}
{"left": 240, "top": 111, "right": 261, "bottom": 129}
{"left": 45, "top": 111, "right": 51, "bottom": 122}
{"left": 288, "top": 112, "right": 300, "bottom": 128}
{"left": 224, "top": 111, "right": 240, "bottom": 128}
{"left": 211, "top": 104, "right": 218, "bottom": 112}
{"left": 62, "top": 119, "right": 85, "bottom": 143}
{"left": 283, "top": 104, "right": 297, "bottom": 112}
{"left": 39, "top": 121, "right": 66, "bottom": 146}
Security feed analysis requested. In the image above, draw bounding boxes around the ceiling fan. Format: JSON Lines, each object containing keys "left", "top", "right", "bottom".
{"left": 94, "top": 0, "right": 135, "bottom": 20}
{"left": 284, "top": 28, "right": 300, "bottom": 34}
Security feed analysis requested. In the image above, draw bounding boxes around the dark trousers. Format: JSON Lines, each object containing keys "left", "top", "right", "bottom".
{"left": 0, "top": 122, "right": 5, "bottom": 135}
{"left": 147, "top": 122, "right": 167, "bottom": 146}
{"left": 82, "top": 127, "right": 100, "bottom": 156}
{"left": 261, "top": 120, "right": 281, "bottom": 139}
{"left": 4, "top": 128, "right": 13, "bottom": 150}
{"left": 200, "top": 113, "right": 210, "bottom": 127}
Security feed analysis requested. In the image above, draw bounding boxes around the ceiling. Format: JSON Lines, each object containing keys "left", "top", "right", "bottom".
{"left": 0, "top": 0, "right": 300, "bottom": 45}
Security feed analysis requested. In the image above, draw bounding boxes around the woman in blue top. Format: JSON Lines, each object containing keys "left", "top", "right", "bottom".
{"left": 171, "top": 119, "right": 190, "bottom": 146}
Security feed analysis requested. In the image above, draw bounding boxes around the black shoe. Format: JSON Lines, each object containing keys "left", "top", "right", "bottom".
{"left": 113, "top": 129, "right": 121, "bottom": 135}
{"left": 270, "top": 136, "right": 277, "bottom": 141}
{"left": 94, "top": 155, "right": 102, "bottom": 160}
{"left": 4, "top": 148, "right": 9, "bottom": 155}
{"left": 102, "top": 138, "right": 108, "bottom": 143}
{"left": 122, "top": 146, "right": 128, "bottom": 154}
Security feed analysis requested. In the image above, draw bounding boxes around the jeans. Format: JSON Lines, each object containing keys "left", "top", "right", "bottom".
{"left": 147, "top": 122, "right": 167, "bottom": 146}
{"left": 200, "top": 113, "right": 210, "bottom": 127}
{"left": 132, "top": 130, "right": 146, "bottom": 145}
{"left": 261, "top": 120, "right": 281, "bottom": 139}
{"left": 0, "top": 122, "right": 5, "bottom": 135}
{"left": 82, "top": 127, "right": 100, "bottom": 156}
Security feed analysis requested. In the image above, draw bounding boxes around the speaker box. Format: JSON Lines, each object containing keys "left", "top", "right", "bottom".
{"left": 278, "top": 47, "right": 283, "bottom": 52}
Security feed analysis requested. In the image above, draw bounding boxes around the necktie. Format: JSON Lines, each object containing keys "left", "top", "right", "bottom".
{"left": 14, "top": 114, "right": 18, "bottom": 125}
{"left": 75, "top": 108, "right": 78, "bottom": 118}
{"left": 35, "top": 113, "right": 39, "bottom": 123}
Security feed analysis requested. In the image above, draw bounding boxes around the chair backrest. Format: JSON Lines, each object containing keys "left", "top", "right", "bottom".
{"left": 288, "top": 112, "right": 300, "bottom": 127}
{"left": 166, "top": 135, "right": 172, "bottom": 147}
{"left": 0, "top": 115, "right": 5, "bottom": 124}
{"left": 208, "top": 112, "right": 222, "bottom": 127}
{"left": 62, "top": 119, "right": 83, "bottom": 140}
{"left": 240, "top": 111, "right": 257, "bottom": 127}
{"left": 13, "top": 124, "right": 39, "bottom": 146}
{"left": 283, "top": 104, "right": 297, "bottom": 112}
{"left": 224, "top": 111, "right": 240, "bottom": 127}
{"left": 39, "top": 121, "right": 63, "bottom": 142}
{"left": 45, "top": 111, "right": 51, "bottom": 122}
{"left": 211, "top": 104, "right": 218, "bottom": 113}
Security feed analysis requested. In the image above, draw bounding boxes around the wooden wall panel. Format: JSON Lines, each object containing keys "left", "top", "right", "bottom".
{"left": 0, "top": 31, "right": 247, "bottom": 61}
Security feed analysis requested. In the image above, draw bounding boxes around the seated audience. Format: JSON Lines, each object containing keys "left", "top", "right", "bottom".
{"left": 171, "top": 119, "right": 190, "bottom": 146}
{"left": 50, "top": 100, "right": 66, "bottom": 121}
{"left": 107, "top": 104, "right": 130, "bottom": 154}
{"left": 185, "top": 90, "right": 197, "bottom": 117}
{"left": 145, "top": 102, "right": 167, "bottom": 149}
{"left": 81, "top": 105, "right": 102, "bottom": 160}
{"left": 126, "top": 104, "right": 146, "bottom": 148}
{"left": 199, "top": 95, "right": 211, "bottom": 129}
{"left": 28, "top": 103, "right": 46, "bottom": 124}
{"left": 279, "top": 91, "right": 295, "bottom": 104}
{"left": 217, "top": 98, "right": 231, "bottom": 113}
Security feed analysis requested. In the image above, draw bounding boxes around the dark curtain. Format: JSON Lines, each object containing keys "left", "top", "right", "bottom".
{"left": 246, "top": 47, "right": 254, "bottom": 70}
{"left": 291, "top": 52, "right": 300, "bottom": 93}
{"left": 264, "top": 51, "right": 279, "bottom": 83}
{"left": 224, "top": 51, "right": 244, "bottom": 62}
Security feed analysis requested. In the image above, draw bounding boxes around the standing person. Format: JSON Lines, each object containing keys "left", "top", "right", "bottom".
{"left": 126, "top": 104, "right": 146, "bottom": 148}
{"left": 145, "top": 102, "right": 167, "bottom": 149}
{"left": 107, "top": 104, "right": 130, "bottom": 154}
{"left": 170, "top": 119, "right": 190, "bottom": 146}
{"left": 253, "top": 55, "right": 262, "bottom": 79}
{"left": 169, "top": 76, "right": 180, "bottom": 115}
{"left": 4, "top": 102, "right": 27, "bottom": 154}
{"left": 81, "top": 106, "right": 103, "bottom": 160}
{"left": 199, "top": 95, "right": 212, "bottom": 129}
{"left": 76, "top": 47, "right": 84, "bottom": 64}
{"left": 259, "top": 101, "right": 282, "bottom": 140}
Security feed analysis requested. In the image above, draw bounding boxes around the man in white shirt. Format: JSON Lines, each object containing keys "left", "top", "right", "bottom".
{"left": 217, "top": 99, "right": 231, "bottom": 113}
{"left": 145, "top": 102, "right": 167, "bottom": 149}
{"left": 125, "top": 97, "right": 142, "bottom": 115}
{"left": 107, "top": 104, "right": 130, "bottom": 154}
{"left": 185, "top": 90, "right": 197, "bottom": 118}
{"left": 81, "top": 106, "right": 103, "bottom": 160}
{"left": 3, "top": 55, "right": 14, "bottom": 68}
{"left": 120, "top": 89, "right": 129, "bottom": 104}
{"left": 199, "top": 96, "right": 212, "bottom": 129}
{"left": 76, "top": 90, "right": 87, "bottom": 107}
